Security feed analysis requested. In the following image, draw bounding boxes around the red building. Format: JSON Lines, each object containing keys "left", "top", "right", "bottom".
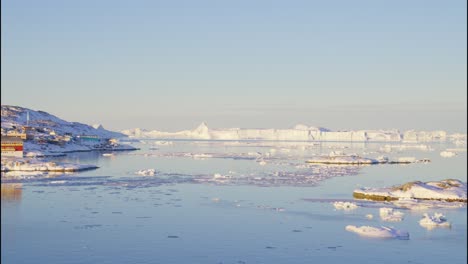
{"left": 1, "top": 136, "right": 24, "bottom": 157}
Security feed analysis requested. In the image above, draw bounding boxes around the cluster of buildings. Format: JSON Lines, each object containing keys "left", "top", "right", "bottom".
{"left": 1, "top": 125, "right": 118, "bottom": 158}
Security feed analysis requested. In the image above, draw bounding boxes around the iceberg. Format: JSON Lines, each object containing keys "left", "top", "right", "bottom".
{"left": 419, "top": 213, "right": 451, "bottom": 230}
{"left": 122, "top": 123, "right": 458, "bottom": 143}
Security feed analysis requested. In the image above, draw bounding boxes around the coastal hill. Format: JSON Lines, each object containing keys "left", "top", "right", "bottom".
{"left": 1, "top": 105, "right": 136, "bottom": 156}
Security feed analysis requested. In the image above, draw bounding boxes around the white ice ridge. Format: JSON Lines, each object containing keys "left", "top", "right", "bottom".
{"left": 419, "top": 213, "right": 451, "bottom": 230}
{"left": 345, "top": 225, "right": 409, "bottom": 239}
{"left": 122, "top": 122, "right": 454, "bottom": 142}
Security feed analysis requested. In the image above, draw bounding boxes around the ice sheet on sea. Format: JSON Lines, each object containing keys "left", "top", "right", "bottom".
{"left": 194, "top": 165, "right": 361, "bottom": 187}
{"left": 345, "top": 225, "right": 409, "bottom": 239}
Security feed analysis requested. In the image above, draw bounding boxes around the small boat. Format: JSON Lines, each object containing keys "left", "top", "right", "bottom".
{"left": 102, "top": 153, "right": 114, "bottom": 157}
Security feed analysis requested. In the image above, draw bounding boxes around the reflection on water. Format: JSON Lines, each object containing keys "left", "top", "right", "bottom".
{"left": 1, "top": 183, "right": 22, "bottom": 202}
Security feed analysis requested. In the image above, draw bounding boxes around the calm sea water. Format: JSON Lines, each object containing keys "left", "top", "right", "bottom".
{"left": 2, "top": 140, "right": 467, "bottom": 264}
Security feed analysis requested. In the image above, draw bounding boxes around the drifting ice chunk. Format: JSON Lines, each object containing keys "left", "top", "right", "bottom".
{"left": 379, "top": 207, "right": 404, "bottom": 222}
{"left": 440, "top": 151, "right": 457, "bottom": 158}
{"left": 333, "top": 201, "right": 358, "bottom": 210}
{"left": 135, "top": 169, "right": 157, "bottom": 176}
{"left": 419, "top": 213, "right": 451, "bottom": 230}
{"left": 345, "top": 225, "right": 409, "bottom": 239}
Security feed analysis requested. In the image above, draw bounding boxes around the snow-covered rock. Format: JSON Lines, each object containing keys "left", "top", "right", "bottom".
{"left": 353, "top": 179, "right": 467, "bottom": 202}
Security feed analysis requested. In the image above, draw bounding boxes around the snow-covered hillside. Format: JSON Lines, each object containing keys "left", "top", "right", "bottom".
{"left": 1, "top": 105, "right": 124, "bottom": 139}
{"left": 1, "top": 105, "right": 136, "bottom": 156}
{"left": 121, "top": 122, "right": 455, "bottom": 142}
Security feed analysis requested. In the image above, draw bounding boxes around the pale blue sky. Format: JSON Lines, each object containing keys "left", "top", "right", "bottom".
{"left": 1, "top": 0, "right": 466, "bottom": 132}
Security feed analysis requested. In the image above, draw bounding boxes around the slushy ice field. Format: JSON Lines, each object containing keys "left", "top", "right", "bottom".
{"left": 2, "top": 140, "right": 467, "bottom": 264}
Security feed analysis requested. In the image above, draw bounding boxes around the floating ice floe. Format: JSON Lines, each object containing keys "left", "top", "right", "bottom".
{"left": 153, "top": 141, "right": 173, "bottom": 146}
{"left": 353, "top": 179, "right": 467, "bottom": 202}
{"left": 440, "top": 151, "right": 457, "bottom": 158}
{"left": 419, "top": 213, "right": 451, "bottom": 230}
{"left": 306, "top": 153, "right": 419, "bottom": 165}
{"left": 379, "top": 144, "right": 433, "bottom": 153}
{"left": 345, "top": 225, "right": 409, "bottom": 239}
{"left": 135, "top": 169, "right": 157, "bottom": 176}
{"left": 379, "top": 207, "right": 404, "bottom": 222}
{"left": 333, "top": 201, "right": 358, "bottom": 210}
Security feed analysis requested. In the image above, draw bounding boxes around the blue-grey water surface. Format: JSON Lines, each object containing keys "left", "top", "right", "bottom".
{"left": 2, "top": 140, "right": 467, "bottom": 264}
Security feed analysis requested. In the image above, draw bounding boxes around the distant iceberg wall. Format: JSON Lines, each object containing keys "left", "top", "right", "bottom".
{"left": 402, "top": 130, "right": 447, "bottom": 142}
{"left": 122, "top": 123, "right": 454, "bottom": 143}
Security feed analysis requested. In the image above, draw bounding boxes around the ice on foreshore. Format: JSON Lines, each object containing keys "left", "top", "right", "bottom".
{"left": 1, "top": 157, "right": 98, "bottom": 172}
{"left": 353, "top": 179, "right": 467, "bottom": 202}
{"left": 391, "top": 198, "right": 466, "bottom": 210}
{"left": 419, "top": 213, "right": 451, "bottom": 230}
{"left": 1, "top": 170, "right": 46, "bottom": 179}
{"left": 345, "top": 225, "right": 409, "bottom": 239}
{"left": 379, "top": 207, "right": 404, "bottom": 222}
{"left": 135, "top": 169, "right": 157, "bottom": 176}
{"left": 440, "top": 151, "right": 457, "bottom": 158}
{"left": 333, "top": 201, "right": 358, "bottom": 210}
